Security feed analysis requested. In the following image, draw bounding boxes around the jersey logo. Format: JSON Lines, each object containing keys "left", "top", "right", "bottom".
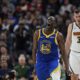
{"left": 40, "top": 40, "right": 51, "bottom": 54}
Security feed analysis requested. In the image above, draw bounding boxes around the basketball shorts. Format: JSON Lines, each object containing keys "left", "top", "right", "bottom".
{"left": 69, "top": 50, "right": 80, "bottom": 79}
{"left": 35, "top": 60, "right": 61, "bottom": 80}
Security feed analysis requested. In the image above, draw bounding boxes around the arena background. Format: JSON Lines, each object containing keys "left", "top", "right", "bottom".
{"left": 0, "top": 0, "right": 80, "bottom": 80}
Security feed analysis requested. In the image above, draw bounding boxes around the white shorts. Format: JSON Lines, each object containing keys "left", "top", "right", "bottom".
{"left": 69, "top": 50, "right": 80, "bottom": 78}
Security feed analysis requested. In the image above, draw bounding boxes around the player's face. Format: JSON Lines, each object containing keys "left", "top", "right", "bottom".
{"left": 47, "top": 18, "right": 53, "bottom": 26}
{"left": 47, "top": 17, "right": 56, "bottom": 29}
{"left": 74, "top": 11, "right": 80, "bottom": 23}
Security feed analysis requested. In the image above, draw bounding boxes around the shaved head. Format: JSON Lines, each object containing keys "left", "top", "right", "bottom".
{"left": 48, "top": 16, "right": 56, "bottom": 21}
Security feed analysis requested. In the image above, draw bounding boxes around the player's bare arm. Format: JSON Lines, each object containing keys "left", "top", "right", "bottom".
{"left": 32, "top": 30, "right": 39, "bottom": 64}
{"left": 57, "top": 32, "right": 68, "bottom": 71}
{"left": 65, "top": 23, "right": 73, "bottom": 55}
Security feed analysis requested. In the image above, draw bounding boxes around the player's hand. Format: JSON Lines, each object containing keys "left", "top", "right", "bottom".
{"left": 65, "top": 68, "right": 71, "bottom": 76}
{"left": 65, "top": 70, "right": 71, "bottom": 80}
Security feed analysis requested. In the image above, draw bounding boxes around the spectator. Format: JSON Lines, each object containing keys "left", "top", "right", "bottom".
{"left": 25, "top": 11, "right": 34, "bottom": 26}
{"left": 14, "top": 54, "right": 30, "bottom": 80}
{"left": 46, "top": 0, "right": 60, "bottom": 16}
{"left": 6, "top": 70, "right": 16, "bottom": 80}
{"left": 15, "top": 0, "right": 29, "bottom": 16}
{"left": 0, "top": 32, "right": 7, "bottom": 47}
{"left": 0, "top": 61, "right": 11, "bottom": 79}
{"left": 1, "top": 2, "right": 8, "bottom": 18}
{"left": 0, "top": 46, "right": 13, "bottom": 68}
{"left": 1, "top": 17, "right": 10, "bottom": 32}
{"left": 14, "top": 18, "right": 30, "bottom": 53}
{"left": 59, "top": 0, "right": 73, "bottom": 15}
{"left": 36, "top": 0, "right": 43, "bottom": 12}
{"left": 0, "top": 46, "right": 8, "bottom": 55}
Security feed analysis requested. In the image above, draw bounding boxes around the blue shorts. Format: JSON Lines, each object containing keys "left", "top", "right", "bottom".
{"left": 35, "top": 60, "right": 61, "bottom": 80}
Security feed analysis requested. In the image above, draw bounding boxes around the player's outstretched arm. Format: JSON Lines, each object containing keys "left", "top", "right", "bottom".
{"left": 32, "top": 30, "right": 39, "bottom": 64}
{"left": 65, "top": 23, "right": 73, "bottom": 55}
{"left": 57, "top": 32, "right": 69, "bottom": 71}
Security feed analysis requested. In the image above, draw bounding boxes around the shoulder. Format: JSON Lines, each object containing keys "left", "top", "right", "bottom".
{"left": 55, "top": 30, "right": 64, "bottom": 42}
{"left": 33, "top": 29, "right": 42, "bottom": 41}
{"left": 66, "top": 23, "right": 74, "bottom": 37}
{"left": 53, "top": 30, "right": 64, "bottom": 44}
{"left": 57, "top": 31, "right": 63, "bottom": 39}
{"left": 34, "top": 29, "right": 41, "bottom": 36}
{"left": 68, "top": 23, "right": 73, "bottom": 31}
{"left": 56, "top": 31, "right": 64, "bottom": 45}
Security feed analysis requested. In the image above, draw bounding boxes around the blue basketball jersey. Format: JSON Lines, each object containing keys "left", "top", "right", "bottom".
{"left": 36, "top": 28, "right": 60, "bottom": 62}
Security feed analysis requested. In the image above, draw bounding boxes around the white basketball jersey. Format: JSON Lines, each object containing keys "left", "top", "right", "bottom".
{"left": 70, "top": 22, "right": 80, "bottom": 52}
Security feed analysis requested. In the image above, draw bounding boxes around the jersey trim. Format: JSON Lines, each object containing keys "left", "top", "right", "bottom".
{"left": 38, "top": 29, "right": 41, "bottom": 40}
{"left": 73, "top": 32, "right": 80, "bottom": 36}
{"left": 42, "top": 28, "right": 55, "bottom": 38}
{"left": 50, "top": 64, "right": 61, "bottom": 75}
{"left": 55, "top": 31, "right": 58, "bottom": 45}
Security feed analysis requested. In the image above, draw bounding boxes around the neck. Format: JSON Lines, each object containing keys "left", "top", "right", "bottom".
{"left": 46, "top": 26, "right": 54, "bottom": 31}
{"left": 44, "top": 27, "right": 54, "bottom": 35}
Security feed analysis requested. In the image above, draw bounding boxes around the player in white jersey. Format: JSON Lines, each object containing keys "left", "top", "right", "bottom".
{"left": 65, "top": 9, "right": 80, "bottom": 80}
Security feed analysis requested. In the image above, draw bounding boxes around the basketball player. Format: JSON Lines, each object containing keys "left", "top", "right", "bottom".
{"left": 32, "top": 16, "right": 68, "bottom": 80}
{"left": 65, "top": 9, "right": 80, "bottom": 80}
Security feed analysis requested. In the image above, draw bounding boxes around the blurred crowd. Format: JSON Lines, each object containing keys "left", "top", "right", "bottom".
{"left": 0, "top": 0, "right": 80, "bottom": 80}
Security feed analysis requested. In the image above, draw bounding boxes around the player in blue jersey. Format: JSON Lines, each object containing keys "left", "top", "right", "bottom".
{"left": 32, "top": 16, "right": 68, "bottom": 80}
